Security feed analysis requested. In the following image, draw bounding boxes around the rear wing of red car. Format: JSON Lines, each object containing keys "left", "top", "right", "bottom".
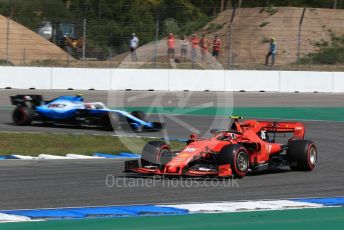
{"left": 231, "top": 117, "right": 306, "bottom": 140}
{"left": 258, "top": 121, "right": 305, "bottom": 140}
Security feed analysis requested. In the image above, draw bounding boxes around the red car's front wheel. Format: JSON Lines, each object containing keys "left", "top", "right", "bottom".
{"left": 217, "top": 144, "right": 249, "bottom": 178}
{"left": 141, "top": 141, "right": 172, "bottom": 167}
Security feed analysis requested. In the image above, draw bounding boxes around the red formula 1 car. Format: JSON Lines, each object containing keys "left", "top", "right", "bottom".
{"left": 125, "top": 117, "right": 317, "bottom": 178}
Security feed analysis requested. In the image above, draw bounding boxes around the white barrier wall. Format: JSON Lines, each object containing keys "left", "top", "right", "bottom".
{"left": 0, "top": 66, "right": 343, "bottom": 92}
{"left": 225, "top": 70, "right": 280, "bottom": 91}
{"left": 279, "top": 71, "right": 333, "bottom": 92}
{"left": 333, "top": 72, "right": 344, "bottom": 93}
{"left": 0, "top": 66, "right": 51, "bottom": 89}
{"left": 52, "top": 68, "right": 112, "bottom": 90}
{"left": 169, "top": 70, "right": 225, "bottom": 91}
{"left": 112, "top": 69, "right": 169, "bottom": 91}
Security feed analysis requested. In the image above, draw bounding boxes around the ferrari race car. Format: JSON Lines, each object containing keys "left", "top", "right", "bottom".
{"left": 10, "top": 94, "right": 163, "bottom": 131}
{"left": 125, "top": 117, "right": 317, "bottom": 178}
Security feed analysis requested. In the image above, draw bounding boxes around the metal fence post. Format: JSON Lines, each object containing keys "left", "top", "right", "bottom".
{"left": 228, "top": 7, "right": 236, "bottom": 70}
{"left": 22, "top": 49, "right": 26, "bottom": 65}
{"left": 82, "top": 18, "right": 87, "bottom": 65}
{"left": 66, "top": 52, "right": 69, "bottom": 66}
{"left": 6, "top": 16, "right": 10, "bottom": 65}
{"left": 297, "top": 8, "right": 306, "bottom": 70}
{"left": 108, "top": 48, "right": 112, "bottom": 67}
{"left": 153, "top": 17, "right": 159, "bottom": 69}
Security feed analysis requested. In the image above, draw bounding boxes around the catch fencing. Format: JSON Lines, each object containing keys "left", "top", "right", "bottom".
{"left": 0, "top": 2, "right": 343, "bottom": 71}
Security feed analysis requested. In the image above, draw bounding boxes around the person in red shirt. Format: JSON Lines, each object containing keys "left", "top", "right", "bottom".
{"left": 199, "top": 34, "right": 211, "bottom": 63}
{"left": 167, "top": 33, "right": 175, "bottom": 59}
{"left": 190, "top": 34, "right": 199, "bottom": 63}
{"left": 212, "top": 35, "right": 221, "bottom": 60}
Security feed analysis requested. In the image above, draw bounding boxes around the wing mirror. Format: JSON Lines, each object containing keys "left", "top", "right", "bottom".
{"left": 189, "top": 133, "right": 197, "bottom": 140}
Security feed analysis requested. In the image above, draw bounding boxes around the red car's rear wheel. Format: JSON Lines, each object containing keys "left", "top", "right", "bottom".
{"left": 287, "top": 140, "right": 317, "bottom": 171}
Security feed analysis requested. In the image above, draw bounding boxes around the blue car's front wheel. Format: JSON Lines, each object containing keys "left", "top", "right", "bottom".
{"left": 131, "top": 111, "right": 147, "bottom": 122}
{"left": 127, "top": 110, "right": 147, "bottom": 132}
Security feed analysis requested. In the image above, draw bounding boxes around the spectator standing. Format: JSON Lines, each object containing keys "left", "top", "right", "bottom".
{"left": 212, "top": 35, "right": 221, "bottom": 62}
{"left": 199, "top": 34, "right": 210, "bottom": 63}
{"left": 180, "top": 35, "right": 189, "bottom": 62}
{"left": 167, "top": 33, "right": 175, "bottom": 59}
{"left": 265, "top": 37, "right": 277, "bottom": 65}
{"left": 190, "top": 34, "right": 199, "bottom": 63}
{"left": 130, "top": 33, "right": 139, "bottom": 61}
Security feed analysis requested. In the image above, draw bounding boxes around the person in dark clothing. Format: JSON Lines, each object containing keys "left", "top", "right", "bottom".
{"left": 265, "top": 37, "right": 277, "bottom": 65}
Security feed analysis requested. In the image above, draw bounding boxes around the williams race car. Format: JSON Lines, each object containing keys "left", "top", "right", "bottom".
{"left": 10, "top": 94, "right": 163, "bottom": 131}
{"left": 125, "top": 116, "right": 317, "bottom": 178}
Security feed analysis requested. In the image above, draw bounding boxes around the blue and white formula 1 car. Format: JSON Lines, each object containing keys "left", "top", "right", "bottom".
{"left": 10, "top": 94, "right": 163, "bottom": 131}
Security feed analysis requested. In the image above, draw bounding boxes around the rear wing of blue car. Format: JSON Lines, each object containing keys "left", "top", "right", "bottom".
{"left": 10, "top": 95, "right": 44, "bottom": 107}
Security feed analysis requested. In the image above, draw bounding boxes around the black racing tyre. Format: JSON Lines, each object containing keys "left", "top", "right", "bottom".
{"left": 101, "top": 112, "right": 119, "bottom": 131}
{"left": 216, "top": 144, "right": 249, "bottom": 178}
{"left": 141, "top": 141, "right": 172, "bottom": 167}
{"left": 287, "top": 140, "right": 317, "bottom": 171}
{"left": 131, "top": 111, "right": 147, "bottom": 122}
{"left": 12, "top": 107, "right": 32, "bottom": 126}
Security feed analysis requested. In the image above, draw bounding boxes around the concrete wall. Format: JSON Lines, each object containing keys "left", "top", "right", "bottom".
{"left": 0, "top": 66, "right": 342, "bottom": 92}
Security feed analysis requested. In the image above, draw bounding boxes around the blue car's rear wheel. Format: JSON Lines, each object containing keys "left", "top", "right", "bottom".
{"left": 101, "top": 112, "right": 119, "bottom": 131}
{"left": 12, "top": 107, "right": 32, "bottom": 126}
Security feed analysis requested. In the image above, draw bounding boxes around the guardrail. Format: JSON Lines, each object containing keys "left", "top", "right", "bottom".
{"left": 0, "top": 66, "right": 343, "bottom": 92}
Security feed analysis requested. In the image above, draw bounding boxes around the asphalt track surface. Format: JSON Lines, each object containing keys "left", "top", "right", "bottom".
{"left": 0, "top": 90, "right": 343, "bottom": 210}
{"left": 1, "top": 89, "right": 344, "bottom": 107}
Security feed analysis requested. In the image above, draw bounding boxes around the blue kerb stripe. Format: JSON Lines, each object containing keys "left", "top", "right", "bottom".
{"left": 163, "top": 138, "right": 188, "bottom": 142}
{"left": 118, "top": 152, "right": 140, "bottom": 158}
{"left": 93, "top": 152, "right": 140, "bottom": 159}
{"left": 93, "top": 153, "right": 123, "bottom": 158}
{"left": 4, "top": 210, "right": 84, "bottom": 219}
{"left": 2, "top": 205, "right": 188, "bottom": 220}
{"left": 0, "top": 155, "right": 19, "bottom": 160}
{"left": 291, "top": 197, "right": 344, "bottom": 206}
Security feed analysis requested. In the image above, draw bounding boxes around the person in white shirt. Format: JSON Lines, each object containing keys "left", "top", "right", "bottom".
{"left": 130, "top": 33, "right": 139, "bottom": 61}
{"left": 180, "top": 35, "right": 189, "bottom": 62}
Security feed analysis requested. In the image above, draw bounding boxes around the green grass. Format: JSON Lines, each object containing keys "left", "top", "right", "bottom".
{"left": 260, "top": 4, "right": 278, "bottom": 15}
{"left": 259, "top": 21, "right": 270, "bottom": 27}
{"left": 206, "top": 22, "right": 224, "bottom": 33}
{"left": 261, "top": 36, "right": 270, "bottom": 43}
{"left": 0, "top": 59, "right": 14, "bottom": 66}
{"left": 0, "top": 132, "right": 185, "bottom": 156}
{"left": 302, "top": 33, "right": 344, "bottom": 65}
{"left": 1, "top": 207, "right": 343, "bottom": 230}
